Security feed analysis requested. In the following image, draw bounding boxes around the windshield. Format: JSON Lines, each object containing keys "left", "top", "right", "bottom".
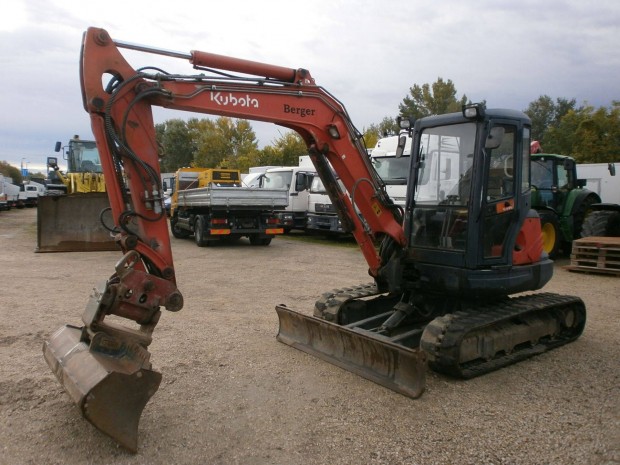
{"left": 371, "top": 156, "right": 410, "bottom": 184}
{"left": 531, "top": 158, "right": 554, "bottom": 189}
{"left": 410, "top": 122, "right": 477, "bottom": 252}
{"left": 262, "top": 171, "right": 292, "bottom": 189}
{"left": 415, "top": 122, "right": 476, "bottom": 205}
{"left": 69, "top": 140, "right": 102, "bottom": 173}
{"left": 310, "top": 176, "right": 326, "bottom": 193}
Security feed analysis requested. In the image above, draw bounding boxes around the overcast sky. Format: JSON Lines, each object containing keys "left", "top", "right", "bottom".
{"left": 1, "top": 0, "right": 618, "bottom": 172}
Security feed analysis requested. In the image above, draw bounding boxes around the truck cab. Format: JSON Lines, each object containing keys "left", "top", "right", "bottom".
{"left": 370, "top": 135, "right": 413, "bottom": 207}
{"left": 19, "top": 181, "right": 46, "bottom": 207}
{"left": 306, "top": 176, "right": 346, "bottom": 234}
{"left": 259, "top": 157, "right": 315, "bottom": 232}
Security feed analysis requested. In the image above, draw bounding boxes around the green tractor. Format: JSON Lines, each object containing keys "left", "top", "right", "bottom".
{"left": 530, "top": 152, "right": 601, "bottom": 257}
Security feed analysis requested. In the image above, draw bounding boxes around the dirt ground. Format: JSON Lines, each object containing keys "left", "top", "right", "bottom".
{"left": 1, "top": 207, "right": 618, "bottom": 465}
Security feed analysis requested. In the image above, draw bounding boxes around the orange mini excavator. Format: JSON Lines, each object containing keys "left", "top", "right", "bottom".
{"left": 44, "top": 28, "right": 585, "bottom": 451}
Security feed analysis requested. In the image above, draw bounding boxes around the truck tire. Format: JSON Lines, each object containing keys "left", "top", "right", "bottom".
{"left": 572, "top": 194, "right": 599, "bottom": 239}
{"left": 538, "top": 211, "right": 561, "bottom": 259}
{"left": 194, "top": 216, "right": 209, "bottom": 247}
{"left": 170, "top": 215, "right": 190, "bottom": 239}
{"left": 581, "top": 210, "right": 620, "bottom": 237}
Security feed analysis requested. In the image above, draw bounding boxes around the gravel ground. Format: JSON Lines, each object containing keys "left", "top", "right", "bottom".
{"left": 0, "top": 207, "right": 618, "bottom": 465}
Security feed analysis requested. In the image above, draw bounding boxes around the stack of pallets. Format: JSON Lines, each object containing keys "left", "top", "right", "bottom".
{"left": 565, "top": 236, "right": 620, "bottom": 276}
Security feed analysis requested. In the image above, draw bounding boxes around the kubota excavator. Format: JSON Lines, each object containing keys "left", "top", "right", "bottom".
{"left": 43, "top": 27, "right": 586, "bottom": 452}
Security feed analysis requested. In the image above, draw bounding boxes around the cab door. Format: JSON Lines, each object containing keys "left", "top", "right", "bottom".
{"left": 480, "top": 123, "right": 520, "bottom": 262}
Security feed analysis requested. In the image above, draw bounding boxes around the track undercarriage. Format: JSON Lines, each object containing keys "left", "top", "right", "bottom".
{"left": 276, "top": 283, "right": 586, "bottom": 397}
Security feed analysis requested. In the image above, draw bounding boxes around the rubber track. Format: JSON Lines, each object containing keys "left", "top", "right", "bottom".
{"left": 421, "top": 292, "right": 586, "bottom": 379}
{"left": 314, "top": 283, "right": 380, "bottom": 321}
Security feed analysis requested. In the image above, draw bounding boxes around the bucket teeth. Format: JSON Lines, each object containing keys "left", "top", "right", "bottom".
{"left": 43, "top": 325, "right": 161, "bottom": 452}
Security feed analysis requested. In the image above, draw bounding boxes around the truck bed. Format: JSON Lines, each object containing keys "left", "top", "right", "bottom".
{"left": 176, "top": 186, "right": 289, "bottom": 210}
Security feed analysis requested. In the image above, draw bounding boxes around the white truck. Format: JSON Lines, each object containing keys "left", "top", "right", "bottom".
{"left": 169, "top": 167, "right": 289, "bottom": 246}
{"left": 19, "top": 181, "right": 47, "bottom": 207}
{"left": 0, "top": 175, "right": 21, "bottom": 210}
{"left": 369, "top": 135, "right": 413, "bottom": 207}
{"left": 578, "top": 162, "right": 620, "bottom": 204}
{"left": 306, "top": 176, "right": 346, "bottom": 234}
{"left": 257, "top": 156, "right": 316, "bottom": 232}
{"left": 242, "top": 165, "right": 283, "bottom": 188}
{"left": 306, "top": 135, "right": 414, "bottom": 234}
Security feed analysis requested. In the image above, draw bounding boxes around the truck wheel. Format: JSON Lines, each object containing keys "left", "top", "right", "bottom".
{"left": 539, "top": 211, "right": 561, "bottom": 259}
{"left": 572, "top": 195, "right": 598, "bottom": 239}
{"left": 194, "top": 216, "right": 209, "bottom": 247}
{"left": 170, "top": 215, "right": 190, "bottom": 239}
{"left": 581, "top": 210, "right": 620, "bottom": 237}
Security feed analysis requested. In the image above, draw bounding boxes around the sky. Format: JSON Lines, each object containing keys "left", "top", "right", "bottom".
{"left": 1, "top": 0, "right": 619, "bottom": 173}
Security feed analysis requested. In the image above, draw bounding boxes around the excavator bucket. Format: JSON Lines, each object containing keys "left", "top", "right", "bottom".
{"left": 43, "top": 325, "right": 161, "bottom": 452}
{"left": 276, "top": 305, "right": 427, "bottom": 398}
{"left": 36, "top": 192, "right": 117, "bottom": 252}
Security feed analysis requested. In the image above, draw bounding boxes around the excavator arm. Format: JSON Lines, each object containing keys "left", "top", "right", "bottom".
{"left": 81, "top": 27, "right": 405, "bottom": 276}
{"left": 43, "top": 27, "right": 412, "bottom": 452}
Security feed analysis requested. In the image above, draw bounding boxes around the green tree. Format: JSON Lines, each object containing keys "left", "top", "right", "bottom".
{"left": 269, "top": 131, "right": 307, "bottom": 166}
{"left": 524, "top": 95, "right": 577, "bottom": 142}
{"left": 363, "top": 117, "right": 399, "bottom": 150}
{"left": 241, "top": 131, "right": 307, "bottom": 172}
{"left": 192, "top": 117, "right": 259, "bottom": 168}
{"left": 0, "top": 161, "right": 22, "bottom": 184}
{"left": 542, "top": 103, "right": 620, "bottom": 163}
{"left": 398, "top": 77, "right": 468, "bottom": 119}
{"left": 155, "top": 119, "right": 195, "bottom": 172}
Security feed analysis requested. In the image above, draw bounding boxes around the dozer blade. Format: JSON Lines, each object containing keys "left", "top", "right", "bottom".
{"left": 43, "top": 325, "right": 161, "bottom": 452}
{"left": 276, "top": 305, "right": 426, "bottom": 398}
{"left": 36, "top": 193, "right": 117, "bottom": 252}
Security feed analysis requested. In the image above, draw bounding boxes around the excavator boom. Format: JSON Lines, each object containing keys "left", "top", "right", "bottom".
{"left": 43, "top": 27, "right": 417, "bottom": 450}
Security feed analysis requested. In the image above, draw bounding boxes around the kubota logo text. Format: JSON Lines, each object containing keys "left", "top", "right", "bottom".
{"left": 210, "top": 92, "right": 259, "bottom": 108}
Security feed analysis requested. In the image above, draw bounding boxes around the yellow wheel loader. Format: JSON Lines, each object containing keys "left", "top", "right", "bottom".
{"left": 37, "top": 136, "right": 117, "bottom": 252}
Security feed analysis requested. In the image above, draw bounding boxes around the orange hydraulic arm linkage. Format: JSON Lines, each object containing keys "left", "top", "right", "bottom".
{"left": 80, "top": 27, "right": 406, "bottom": 279}
{"left": 42, "top": 27, "right": 408, "bottom": 451}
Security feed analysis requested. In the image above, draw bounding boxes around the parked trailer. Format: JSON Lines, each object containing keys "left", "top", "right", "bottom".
{"left": 578, "top": 162, "right": 620, "bottom": 204}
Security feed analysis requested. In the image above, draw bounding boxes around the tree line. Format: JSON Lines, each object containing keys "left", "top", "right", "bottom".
{"left": 154, "top": 77, "right": 619, "bottom": 173}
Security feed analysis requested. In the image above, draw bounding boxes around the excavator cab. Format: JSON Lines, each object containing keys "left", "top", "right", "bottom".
{"left": 304, "top": 105, "right": 582, "bottom": 383}
{"left": 404, "top": 106, "right": 553, "bottom": 295}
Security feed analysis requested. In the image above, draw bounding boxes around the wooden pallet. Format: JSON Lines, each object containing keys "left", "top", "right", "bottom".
{"left": 564, "top": 236, "right": 620, "bottom": 276}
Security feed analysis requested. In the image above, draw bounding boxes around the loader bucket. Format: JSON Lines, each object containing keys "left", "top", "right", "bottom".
{"left": 36, "top": 193, "right": 117, "bottom": 252}
{"left": 276, "top": 305, "right": 426, "bottom": 398}
{"left": 43, "top": 325, "right": 161, "bottom": 452}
